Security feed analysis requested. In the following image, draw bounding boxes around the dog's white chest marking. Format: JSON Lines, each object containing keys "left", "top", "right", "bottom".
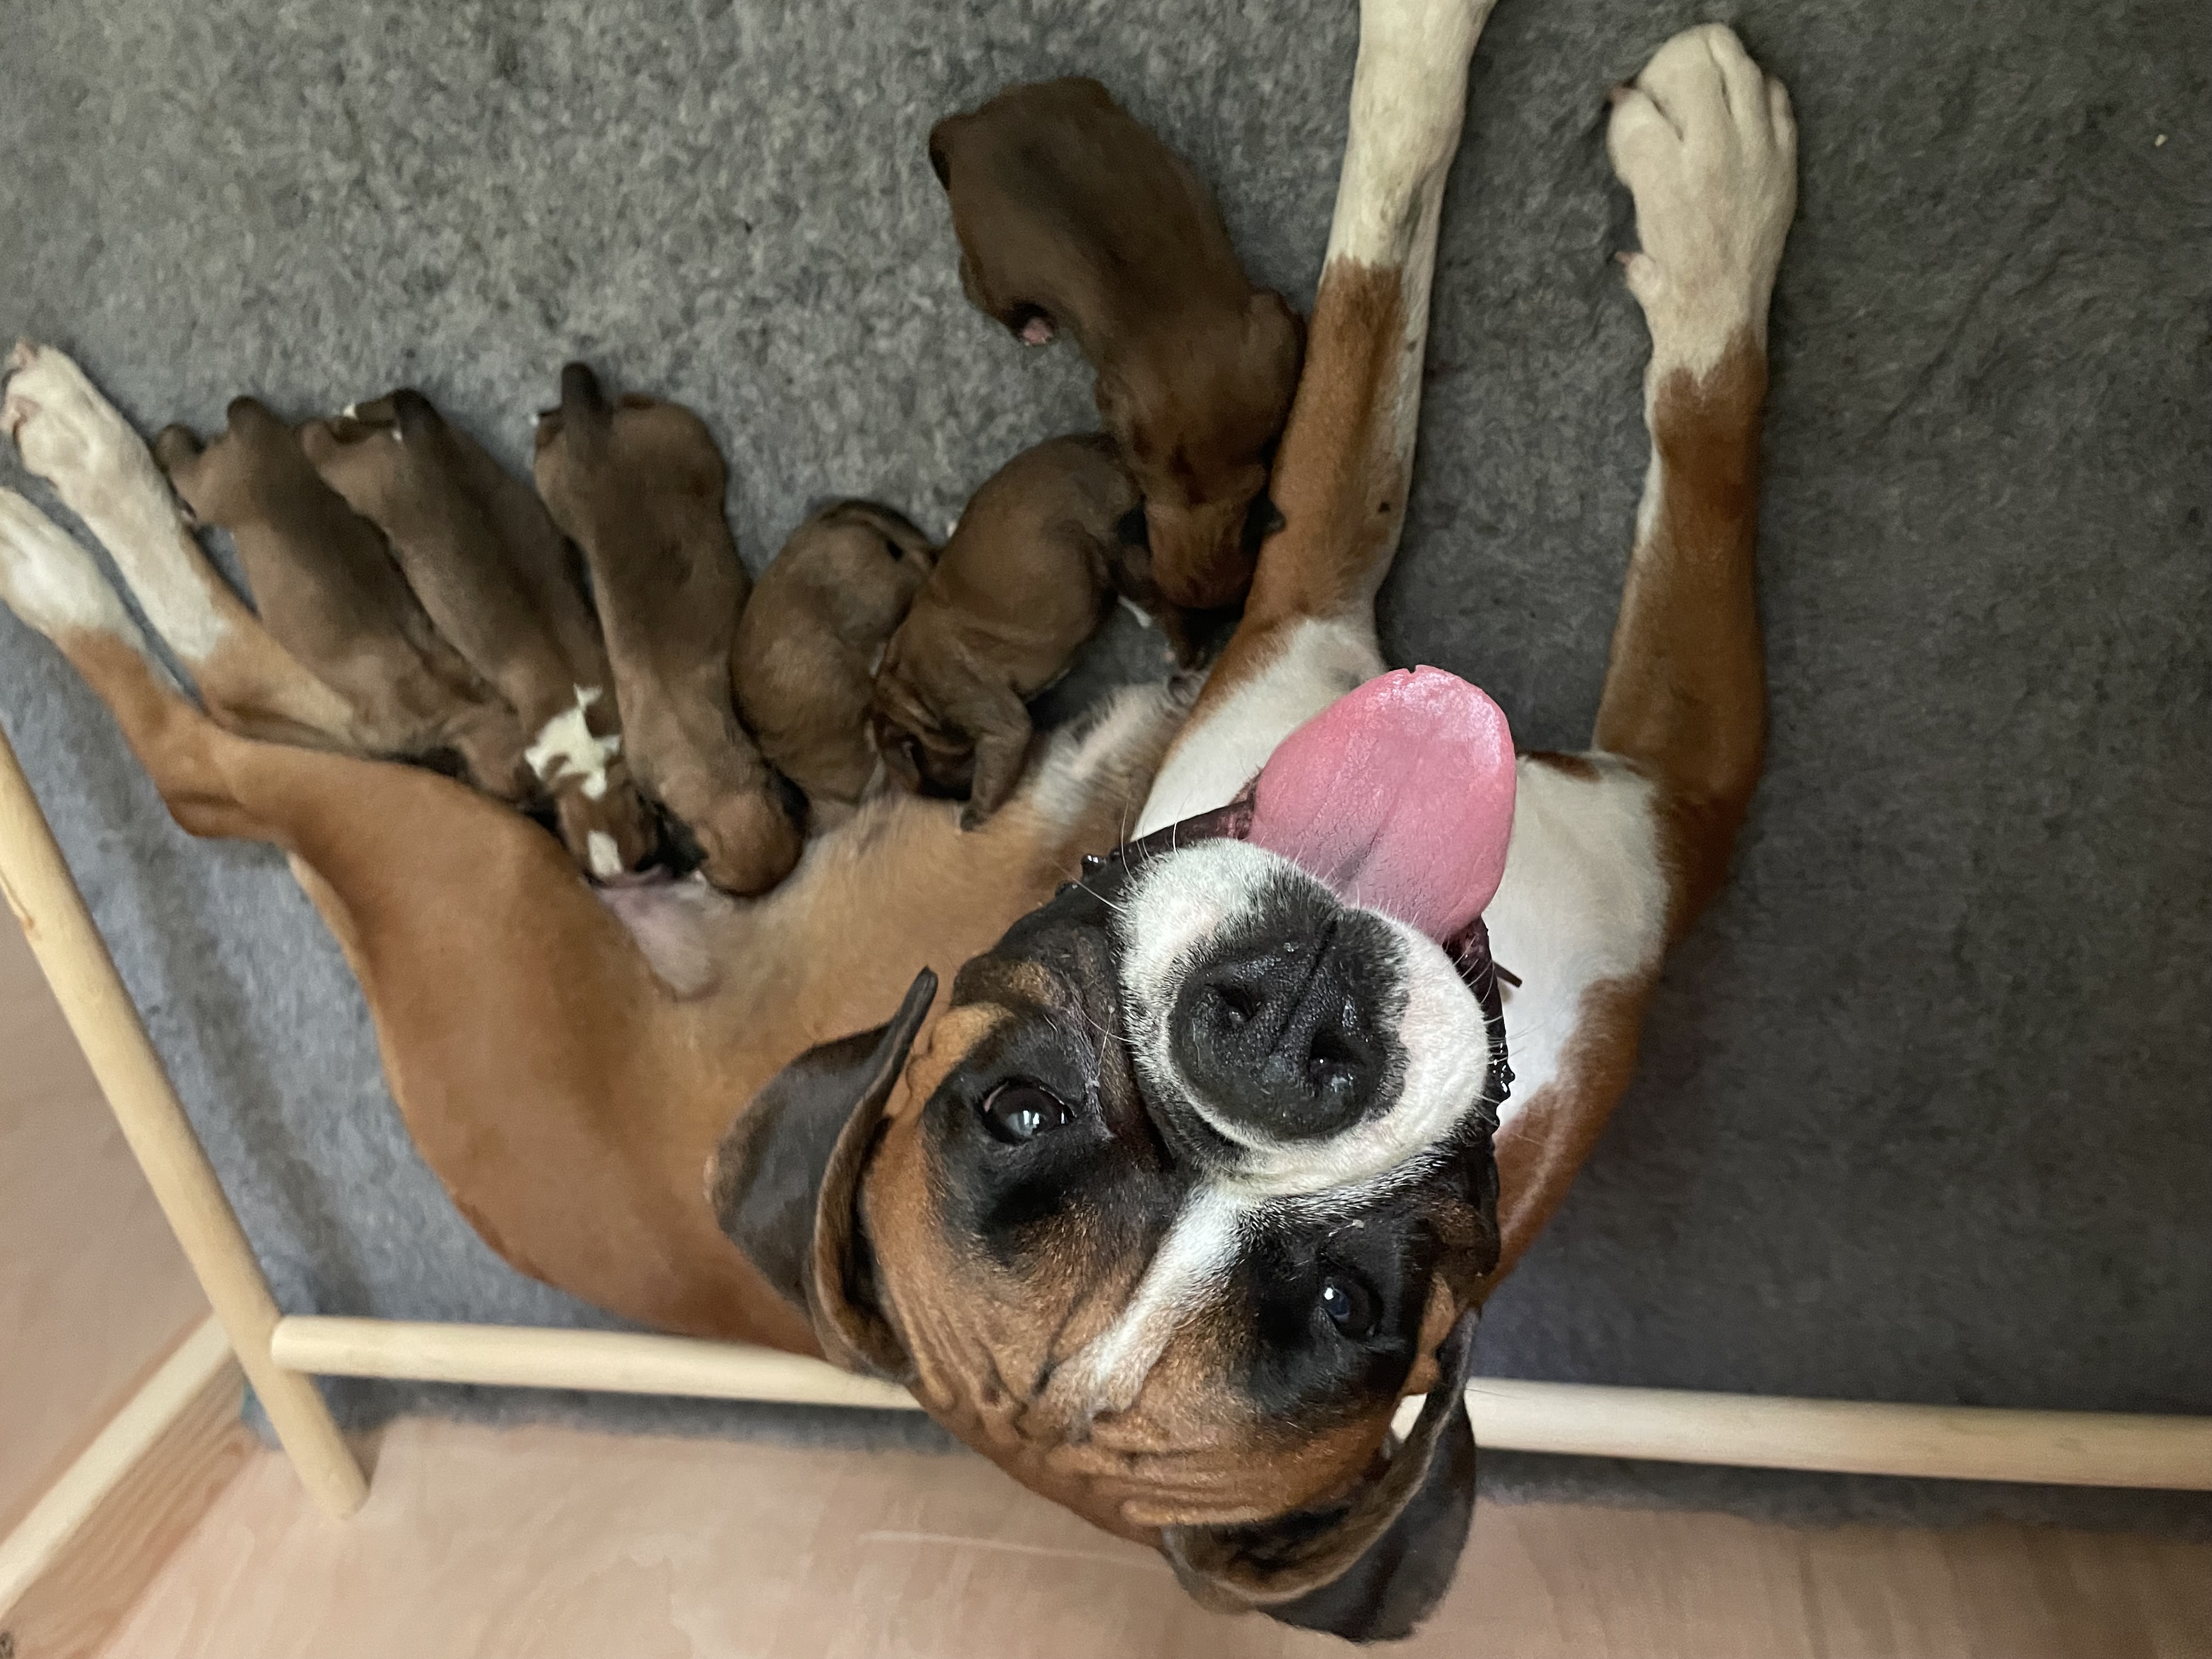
{"left": 1136, "top": 617, "right": 1383, "bottom": 837}
{"left": 1483, "top": 757, "right": 1668, "bottom": 1129}
{"left": 524, "top": 685, "right": 622, "bottom": 798}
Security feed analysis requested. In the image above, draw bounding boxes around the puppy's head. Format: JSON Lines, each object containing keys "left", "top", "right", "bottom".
{"left": 714, "top": 668, "right": 1517, "bottom": 1641}
{"left": 868, "top": 648, "right": 978, "bottom": 800}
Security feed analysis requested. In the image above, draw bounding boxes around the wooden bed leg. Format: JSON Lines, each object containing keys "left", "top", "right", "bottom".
{"left": 0, "top": 718, "right": 368, "bottom": 1520}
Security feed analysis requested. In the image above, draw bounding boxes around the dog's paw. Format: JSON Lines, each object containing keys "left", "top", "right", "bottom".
{"left": 1607, "top": 25, "right": 1796, "bottom": 374}
{"left": 0, "top": 487, "right": 137, "bottom": 641}
{"left": 3, "top": 342, "right": 170, "bottom": 516}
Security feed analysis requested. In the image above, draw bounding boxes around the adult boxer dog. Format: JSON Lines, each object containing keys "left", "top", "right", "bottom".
{"left": 0, "top": 4, "right": 1795, "bottom": 1640}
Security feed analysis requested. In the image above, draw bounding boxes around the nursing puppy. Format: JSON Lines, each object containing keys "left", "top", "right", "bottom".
{"left": 929, "top": 77, "right": 1302, "bottom": 612}
{"left": 869, "top": 433, "right": 1149, "bottom": 826}
{"left": 533, "top": 364, "right": 802, "bottom": 895}
{"left": 151, "top": 400, "right": 531, "bottom": 794}
{"left": 302, "top": 392, "right": 657, "bottom": 879}
{"left": 731, "top": 498, "right": 936, "bottom": 827}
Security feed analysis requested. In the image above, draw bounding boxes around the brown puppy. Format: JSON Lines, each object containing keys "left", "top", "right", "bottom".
{"left": 532, "top": 364, "right": 801, "bottom": 895}
{"left": 731, "top": 499, "right": 936, "bottom": 827}
{"left": 301, "top": 392, "right": 657, "bottom": 879}
{"left": 870, "top": 434, "right": 1147, "bottom": 827}
{"left": 930, "top": 77, "right": 1303, "bottom": 611}
{"left": 152, "top": 400, "right": 529, "bottom": 794}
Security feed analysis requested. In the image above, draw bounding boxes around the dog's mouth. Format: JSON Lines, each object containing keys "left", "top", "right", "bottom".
{"left": 1097, "top": 668, "right": 1520, "bottom": 1104}
{"left": 1110, "top": 668, "right": 1517, "bottom": 940}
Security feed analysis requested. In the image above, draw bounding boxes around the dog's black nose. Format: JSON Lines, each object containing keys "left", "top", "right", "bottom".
{"left": 1170, "top": 924, "right": 1391, "bottom": 1142}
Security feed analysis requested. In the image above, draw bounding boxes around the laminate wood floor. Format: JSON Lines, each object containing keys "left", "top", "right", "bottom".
{"left": 92, "top": 1417, "right": 2209, "bottom": 1659}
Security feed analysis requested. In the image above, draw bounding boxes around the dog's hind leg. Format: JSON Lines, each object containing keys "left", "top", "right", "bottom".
{"left": 0, "top": 485, "right": 286, "bottom": 843}
{"left": 3, "top": 342, "right": 363, "bottom": 752}
{"left": 1136, "top": 0, "right": 1499, "bottom": 833}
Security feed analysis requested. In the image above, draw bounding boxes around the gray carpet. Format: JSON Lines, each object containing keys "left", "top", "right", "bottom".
{"left": 3, "top": 0, "right": 2208, "bottom": 1535}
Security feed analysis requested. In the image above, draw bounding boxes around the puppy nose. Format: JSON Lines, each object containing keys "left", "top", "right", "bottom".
{"left": 1171, "top": 926, "right": 1389, "bottom": 1141}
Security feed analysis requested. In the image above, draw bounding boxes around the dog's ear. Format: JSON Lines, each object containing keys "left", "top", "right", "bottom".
{"left": 1161, "top": 1312, "right": 1480, "bottom": 1644}
{"left": 708, "top": 968, "right": 936, "bottom": 1377}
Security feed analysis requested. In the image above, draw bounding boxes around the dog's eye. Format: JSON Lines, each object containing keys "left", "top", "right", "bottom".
{"left": 1318, "top": 1274, "right": 1380, "bottom": 1340}
{"left": 979, "top": 1081, "right": 1075, "bottom": 1144}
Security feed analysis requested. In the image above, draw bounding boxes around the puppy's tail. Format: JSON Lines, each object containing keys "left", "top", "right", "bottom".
{"left": 537, "top": 362, "right": 613, "bottom": 455}
{"left": 387, "top": 387, "right": 448, "bottom": 442}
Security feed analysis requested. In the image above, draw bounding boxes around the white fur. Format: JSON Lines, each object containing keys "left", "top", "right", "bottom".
{"left": 1135, "top": 617, "right": 1381, "bottom": 837}
{"left": 586, "top": 832, "right": 622, "bottom": 880}
{"left": 2, "top": 343, "right": 232, "bottom": 664}
{"left": 1018, "top": 680, "right": 1184, "bottom": 830}
{"left": 1043, "top": 1185, "right": 1248, "bottom": 1423}
{"left": 1115, "top": 837, "right": 1494, "bottom": 1201}
{"left": 0, "top": 488, "right": 158, "bottom": 665}
{"left": 1482, "top": 755, "right": 1668, "bottom": 1130}
{"left": 1606, "top": 24, "right": 1797, "bottom": 385}
{"left": 1326, "top": 0, "right": 1499, "bottom": 270}
{"left": 523, "top": 685, "right": 621, "bottom": 799}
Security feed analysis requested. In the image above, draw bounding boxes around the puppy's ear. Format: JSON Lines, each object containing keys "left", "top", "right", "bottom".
{"left": 708, "top": 968, "right": 936, "bottom": 1376}
{"left": 1162, "top": 1311, "right": 1480, "bottom": 1644}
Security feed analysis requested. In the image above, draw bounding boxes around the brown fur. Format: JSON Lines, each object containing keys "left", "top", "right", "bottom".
{"left": 870, "top": 434, "right": 1152, "bottom": 826}
{"left": 153, "top": 399, "right": 529, "bottom": 795}
{"left": 532, "top": 363, "right": 800, "bottom": 894}
{"left": 1486, "top": 335, "right": 1772, "bottom": 1293}
{"left": 301, "top": 391, "right": 656, "bottom": 876}
{"left": 730, "top": 499, "right": 935, "bottom": 827}
{"left": 929, "top": 77, "right": 1302, "bottom": 611}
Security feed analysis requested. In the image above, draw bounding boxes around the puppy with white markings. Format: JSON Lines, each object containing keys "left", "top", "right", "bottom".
{"left": 302, "top": 391, "right": 657, "bottom": 878}
{"left": 532, "top": 363, "right": 803, "bottom": 895}
{"left": 0, "top": 9, "right": 1796, "bottom": 1640}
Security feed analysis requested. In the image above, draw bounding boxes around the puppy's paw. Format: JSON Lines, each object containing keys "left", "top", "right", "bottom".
{"left": 1607, "top": 25, "right": 1796, "bottom": 374}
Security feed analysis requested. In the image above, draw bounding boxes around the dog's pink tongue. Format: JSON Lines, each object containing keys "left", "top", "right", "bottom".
{"left": 1247, "top": 668, "right": 1516, "bottom": 943}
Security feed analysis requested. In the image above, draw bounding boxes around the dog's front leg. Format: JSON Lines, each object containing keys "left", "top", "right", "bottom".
{"left": 1136, "top": 0, "right": 1498, "bottom": 834}
{"left": 1485, "top": 26, "right": 1797, "bottom": 1279}
{"left": 1591, "top": 25, "right": 1796, "bottom": 933}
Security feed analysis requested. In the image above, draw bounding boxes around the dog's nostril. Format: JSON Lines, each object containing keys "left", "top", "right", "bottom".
{"left": 1212, "top": 980, "right": 1259, "bottom": 1027}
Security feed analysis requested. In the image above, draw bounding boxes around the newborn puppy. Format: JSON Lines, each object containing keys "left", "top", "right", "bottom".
{"left": 302, "top": 392, "right": 657, "bottom": 880}
{"left": 533, "top": 364, "right": 802, "bottom": 896}
{"left": 731, "top": 499, "right": 936, "bottom": 827}
{"left": 929, "top": 76, "right": 1302, "bottom": 611}
{"left": 870, "top": 433, "right": 1143, "bottom": 828}
{"left": 153, "top": 399, "right": 529, "bottom": 794}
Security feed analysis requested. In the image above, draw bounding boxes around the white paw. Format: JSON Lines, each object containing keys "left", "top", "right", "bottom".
{"left": 3, "top": 342, "right": 161, "bottom": 507}
{"left": 0, "top": 487, "right": 138, "bottom": 641}
{"left": 1607, "top": 25, "right": 1797, "bottom": 376}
